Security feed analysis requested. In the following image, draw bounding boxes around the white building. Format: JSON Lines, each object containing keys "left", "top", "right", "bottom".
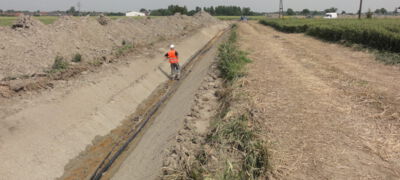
{"left": 126, "top": 11, "right": 146, "bottom": 17}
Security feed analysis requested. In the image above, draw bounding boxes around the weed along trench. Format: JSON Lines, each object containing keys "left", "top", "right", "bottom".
{"left": 160, "top": 24, "right": 269, "bottom": 179}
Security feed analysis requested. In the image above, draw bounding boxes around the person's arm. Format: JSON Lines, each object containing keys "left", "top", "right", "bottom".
{"left": 175, "top": 51, "right": 179, "bottom": 57}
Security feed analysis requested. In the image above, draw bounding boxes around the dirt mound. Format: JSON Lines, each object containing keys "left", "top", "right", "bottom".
{"left": 97, "top": 14, "right": 111, "bottom": 25}
{"left": 0, "top": 13, "right": 220, "bottom": 80}
{"left": 12, "top": 15, "right": 44, "bottom": 29}
{"left": 0, "top": 23, "right": 228, "bottom": 180}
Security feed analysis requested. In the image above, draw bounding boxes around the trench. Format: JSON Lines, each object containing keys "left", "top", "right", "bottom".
{"left": 86, "top": 27, "right": 230, "bottom": 180}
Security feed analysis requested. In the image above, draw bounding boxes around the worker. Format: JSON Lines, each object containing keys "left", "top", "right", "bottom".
{"left": 164, "top": 44, "right": 181, "bottom": 80}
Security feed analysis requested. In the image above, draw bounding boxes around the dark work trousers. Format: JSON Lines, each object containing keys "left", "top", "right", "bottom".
{"left": 170, "top": 63, "right": 180, "bottom": 79}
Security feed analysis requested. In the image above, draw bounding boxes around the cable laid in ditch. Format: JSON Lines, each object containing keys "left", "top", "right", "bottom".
{"left": 90, "top": 28, "right": 229, "bottom": 180}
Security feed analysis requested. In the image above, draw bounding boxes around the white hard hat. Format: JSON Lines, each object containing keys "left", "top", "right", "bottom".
{"left": 170, "top": 44, "right": 175, "bottom": 49}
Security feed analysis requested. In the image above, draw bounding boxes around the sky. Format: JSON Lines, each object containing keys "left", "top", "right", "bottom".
{"left": 0, "top": 0, "right": 399, "bottom": 13}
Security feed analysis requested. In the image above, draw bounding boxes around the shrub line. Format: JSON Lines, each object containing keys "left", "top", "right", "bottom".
{"left": 259, "top": 19, "right": 400, "bottom": 64}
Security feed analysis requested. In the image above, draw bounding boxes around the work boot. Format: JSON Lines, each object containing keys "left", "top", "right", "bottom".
{"left": 175, "top": 74, "right": 180, "bottom": 80}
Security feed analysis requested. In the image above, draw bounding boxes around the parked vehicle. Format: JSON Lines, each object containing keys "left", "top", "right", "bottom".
{"left": 324, "top": 13, "right": 338, "bottom": 19}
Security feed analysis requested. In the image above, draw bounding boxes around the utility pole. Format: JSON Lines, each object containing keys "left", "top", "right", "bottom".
{"left": 77, "top": 1, "right": 81, "bottom": 16}
{"left": 279, "top": 0, "right": 284, "bottom": 19}
{"left": 358, "top": 0, "right": 363, "bottom": 19}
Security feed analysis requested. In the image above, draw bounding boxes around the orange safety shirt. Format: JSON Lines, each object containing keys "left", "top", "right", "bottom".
{"left": 167, "top": 50, "right": 179, "bottom": 64}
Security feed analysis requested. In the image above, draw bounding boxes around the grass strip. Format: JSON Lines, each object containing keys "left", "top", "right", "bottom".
{"left": 187, "top": 24, "right": 268, "bottom": 180}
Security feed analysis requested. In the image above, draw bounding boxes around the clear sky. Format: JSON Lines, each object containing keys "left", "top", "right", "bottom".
{"left": 0, "top": 0, "right": 398, "bottom": 13}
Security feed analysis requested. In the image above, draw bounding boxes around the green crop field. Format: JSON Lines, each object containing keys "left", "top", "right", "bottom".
{"left": 0, "top": 16, "right": 59, "bottom": 26}
{"left": 216, "top": 16, "right": 266, "bottom": 21}
{"left": 260, "top": 18, "right": 400, "bottom": 53}
{"left": 0, "top": 17, "right": 16, "bottom": 26}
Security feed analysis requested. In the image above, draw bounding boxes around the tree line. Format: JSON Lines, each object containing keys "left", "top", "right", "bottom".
{"left": 2, "top": 5, "right": 398, "bottom": 17}
{"left": 284, "top": 7, "right": 398, "bottom": 16}
{"left": 150, "top": 5, "right": 262, "bottom": 16}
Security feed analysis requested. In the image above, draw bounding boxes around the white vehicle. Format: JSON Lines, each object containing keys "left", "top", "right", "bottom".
{"left": 126, "top": 11, "right": 146, "bottom": 17}
{"left": 324, "top": 13, "right": 338, "bottom": 19}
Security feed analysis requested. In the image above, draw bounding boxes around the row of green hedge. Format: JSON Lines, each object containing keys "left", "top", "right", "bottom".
{"left": 259, "top": 19, "right": 400, "bottom": 53}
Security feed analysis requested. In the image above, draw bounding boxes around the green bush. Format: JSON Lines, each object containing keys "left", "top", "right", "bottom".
{"left": 72, "top": 53, "right": 82, "bottom": 62}
{"left": 52, "top": 56, "right": 69, "bottom": 71}
{"left": 115, "top": 44, "right": 134, "bottom": 57}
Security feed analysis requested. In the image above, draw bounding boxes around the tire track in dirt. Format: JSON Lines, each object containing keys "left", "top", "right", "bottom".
{"left": 237, "top": 22, "right": 400, "bottom": 179}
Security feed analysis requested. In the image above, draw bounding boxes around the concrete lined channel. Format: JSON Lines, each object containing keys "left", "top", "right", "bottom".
{"left": 90, "top": 28, "right": 230, "bottom": 180}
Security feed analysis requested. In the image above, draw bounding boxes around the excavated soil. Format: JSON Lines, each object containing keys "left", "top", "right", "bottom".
{"left": 0, "top": 12, "right": 218, "bottom": 80}
{"left": 0, "top": 13, "right": 226, "bottom": 180}
{"left": 238, "top": 22, "right": 400, "bottom": 179}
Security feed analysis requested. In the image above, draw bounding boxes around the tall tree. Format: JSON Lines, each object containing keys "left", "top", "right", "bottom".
{"left": 140, "top": 8, "right": 147, "bottom": 13}
{"left": 210, "top": 6, "right": 215, "bottom": 15}
{"left": 380, "top": 8, "right": 388, "bottom": 14}
{"left": 195, "top": 6, "right": 201, "bottom": 12}
{"left": 312, "top": 10, "right": 320, "bottom": 16}
{"left": 286, "top": 8, "right": 295, "bottom": 16}
{"left": 324, "top": 7, "right": 338, "bottom": 13}
{"left": 67, "top": 6, "right": 76, "bottom": 15}
{"left": 375, "top": 8, "right": 387, "bottom": 14}
{"left": 301, "top": 9, "right": 310, "bottom": 15}
{"left": 167, "top": 5, "right": 188, "bottom": 15}
{"left": 242, "top": 7, "right": 251, "bottom": 16}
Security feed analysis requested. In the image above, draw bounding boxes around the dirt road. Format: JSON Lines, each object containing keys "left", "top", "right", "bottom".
{"left": 238, "top": 22, "right": 400, "bottom": 179}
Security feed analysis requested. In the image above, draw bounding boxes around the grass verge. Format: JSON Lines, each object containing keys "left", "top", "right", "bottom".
{"left": 194, "top": 24, "right": 268, "bottom": 179}
{"left": 218, "top": 24, "right": 251, "bottom": 82}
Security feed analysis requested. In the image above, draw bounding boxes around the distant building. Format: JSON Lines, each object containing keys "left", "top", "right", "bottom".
{"left": 126, "top": 11, "right": 146, "bottom": 17}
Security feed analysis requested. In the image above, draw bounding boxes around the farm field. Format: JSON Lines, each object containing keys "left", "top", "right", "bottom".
{"left": 260, "top": 18, "right": 400, "bottom": 55}
{"left": 238, "top": 22, "right": 400, "bottom": 179}
{"left": 0, "top": 16, "right": 59, "bottom": 26}
{"left": 216, "top": 15, "right": 266, "bottom": 20}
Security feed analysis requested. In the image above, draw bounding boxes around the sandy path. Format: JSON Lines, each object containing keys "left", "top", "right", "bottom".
{"left": 109, "top": 27, "right": 225, "bottom": 180}
{"left": 238, "top": 22, "right": 400, "bottom": 179}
